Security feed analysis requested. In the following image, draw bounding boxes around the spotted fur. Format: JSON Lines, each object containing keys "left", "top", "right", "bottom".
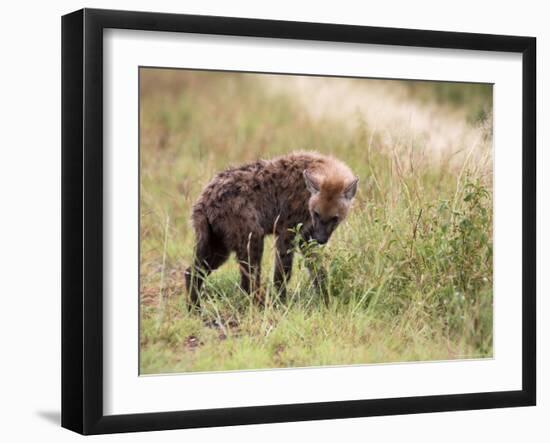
{"left": 184, "top": 151, "right": 358, "bottom": 309}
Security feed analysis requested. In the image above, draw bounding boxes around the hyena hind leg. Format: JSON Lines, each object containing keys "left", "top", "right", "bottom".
{"left": 185, "top": 237, "right": 229, "bottom": 312}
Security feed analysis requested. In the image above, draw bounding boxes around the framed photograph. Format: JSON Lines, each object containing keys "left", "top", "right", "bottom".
{"left": 61, "top": 8, "right": 536, "bottom": 435}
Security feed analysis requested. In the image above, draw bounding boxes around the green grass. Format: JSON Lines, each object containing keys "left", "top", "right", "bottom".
{"left": 139, "top": 69, "right": 493, "bottom": 374}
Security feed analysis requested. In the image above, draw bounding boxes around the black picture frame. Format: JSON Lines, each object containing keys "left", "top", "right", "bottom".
{"left": 61, "top": 8, "right": 536, "bottom": 435}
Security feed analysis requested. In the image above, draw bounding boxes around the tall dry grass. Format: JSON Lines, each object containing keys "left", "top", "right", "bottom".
{"left": 139, "top": 68, "right": 493, "bottom": 374}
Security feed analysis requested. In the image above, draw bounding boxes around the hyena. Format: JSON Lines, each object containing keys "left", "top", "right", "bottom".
{"left": 184, "top": 151, "right": 358, "bottom": 309}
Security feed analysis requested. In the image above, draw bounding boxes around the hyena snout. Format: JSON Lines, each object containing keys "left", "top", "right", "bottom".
{"left": 310, "top": 223, "right": 334, "bottom": 245}
{"left": 309, "top": 207, "right": 343, "bottom": 245}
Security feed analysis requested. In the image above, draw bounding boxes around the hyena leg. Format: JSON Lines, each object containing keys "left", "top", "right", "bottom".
{"left": 236, "top": 233, "right": 264, "bottom": 305}
{"left": 273, "top": 234, "right": 294, "bottom": 303}
{"left": 298, "top": 236, "right": 329, "bottom": 306}
{"left": 185, "top": 238, "right": 229, "bottom": 311}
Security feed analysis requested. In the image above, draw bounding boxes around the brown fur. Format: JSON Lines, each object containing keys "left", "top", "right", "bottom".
{"left": 184, "top": 151, "right": 358, "bottom": 309}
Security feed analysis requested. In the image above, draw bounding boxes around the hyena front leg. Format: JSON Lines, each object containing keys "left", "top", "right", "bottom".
{"left": 236, "top": 232, "right": 265, "bottom": 305}
{"left": 273, "top": 233, "right": 294, "bottom": 303}
{"left": 299, "top": 232, "right": 329, "bottom": 306}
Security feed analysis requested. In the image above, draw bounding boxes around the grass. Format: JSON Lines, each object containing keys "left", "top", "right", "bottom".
{"left": 139, "top": 68, "right": 493, "bottom": 374}
{"left": 403, "top": 80, "right": 493, "bottom": 124}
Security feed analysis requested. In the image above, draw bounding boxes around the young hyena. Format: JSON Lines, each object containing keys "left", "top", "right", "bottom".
{"left": 184, "top": 151, "right": 358, "bottom": 309}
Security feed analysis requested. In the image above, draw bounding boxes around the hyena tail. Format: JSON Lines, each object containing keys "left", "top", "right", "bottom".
{"left": 185, "top": 205, "right": 229, "bottom": 310}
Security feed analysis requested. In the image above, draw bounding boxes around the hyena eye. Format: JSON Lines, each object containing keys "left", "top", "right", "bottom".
{"left": 331, "top": 216, "right": 339, "bottom": 224}
{"left": 313, "top": 211, "right": 321, "bottom": 219}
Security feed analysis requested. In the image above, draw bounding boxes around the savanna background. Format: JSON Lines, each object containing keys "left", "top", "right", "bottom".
{"left": 139, "top": 68, "right": 493, "bottom": 374}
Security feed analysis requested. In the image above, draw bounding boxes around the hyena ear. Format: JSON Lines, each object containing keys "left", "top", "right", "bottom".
{"left": 343, "top": 177, "right": 359, "bottom": 200}
{"left": 303, "top": 170, "right": 320, "bottom": 195}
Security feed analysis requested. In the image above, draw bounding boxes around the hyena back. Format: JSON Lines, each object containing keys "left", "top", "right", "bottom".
{"left": 184, "top": 151, "right": 358, "bottom": 309}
